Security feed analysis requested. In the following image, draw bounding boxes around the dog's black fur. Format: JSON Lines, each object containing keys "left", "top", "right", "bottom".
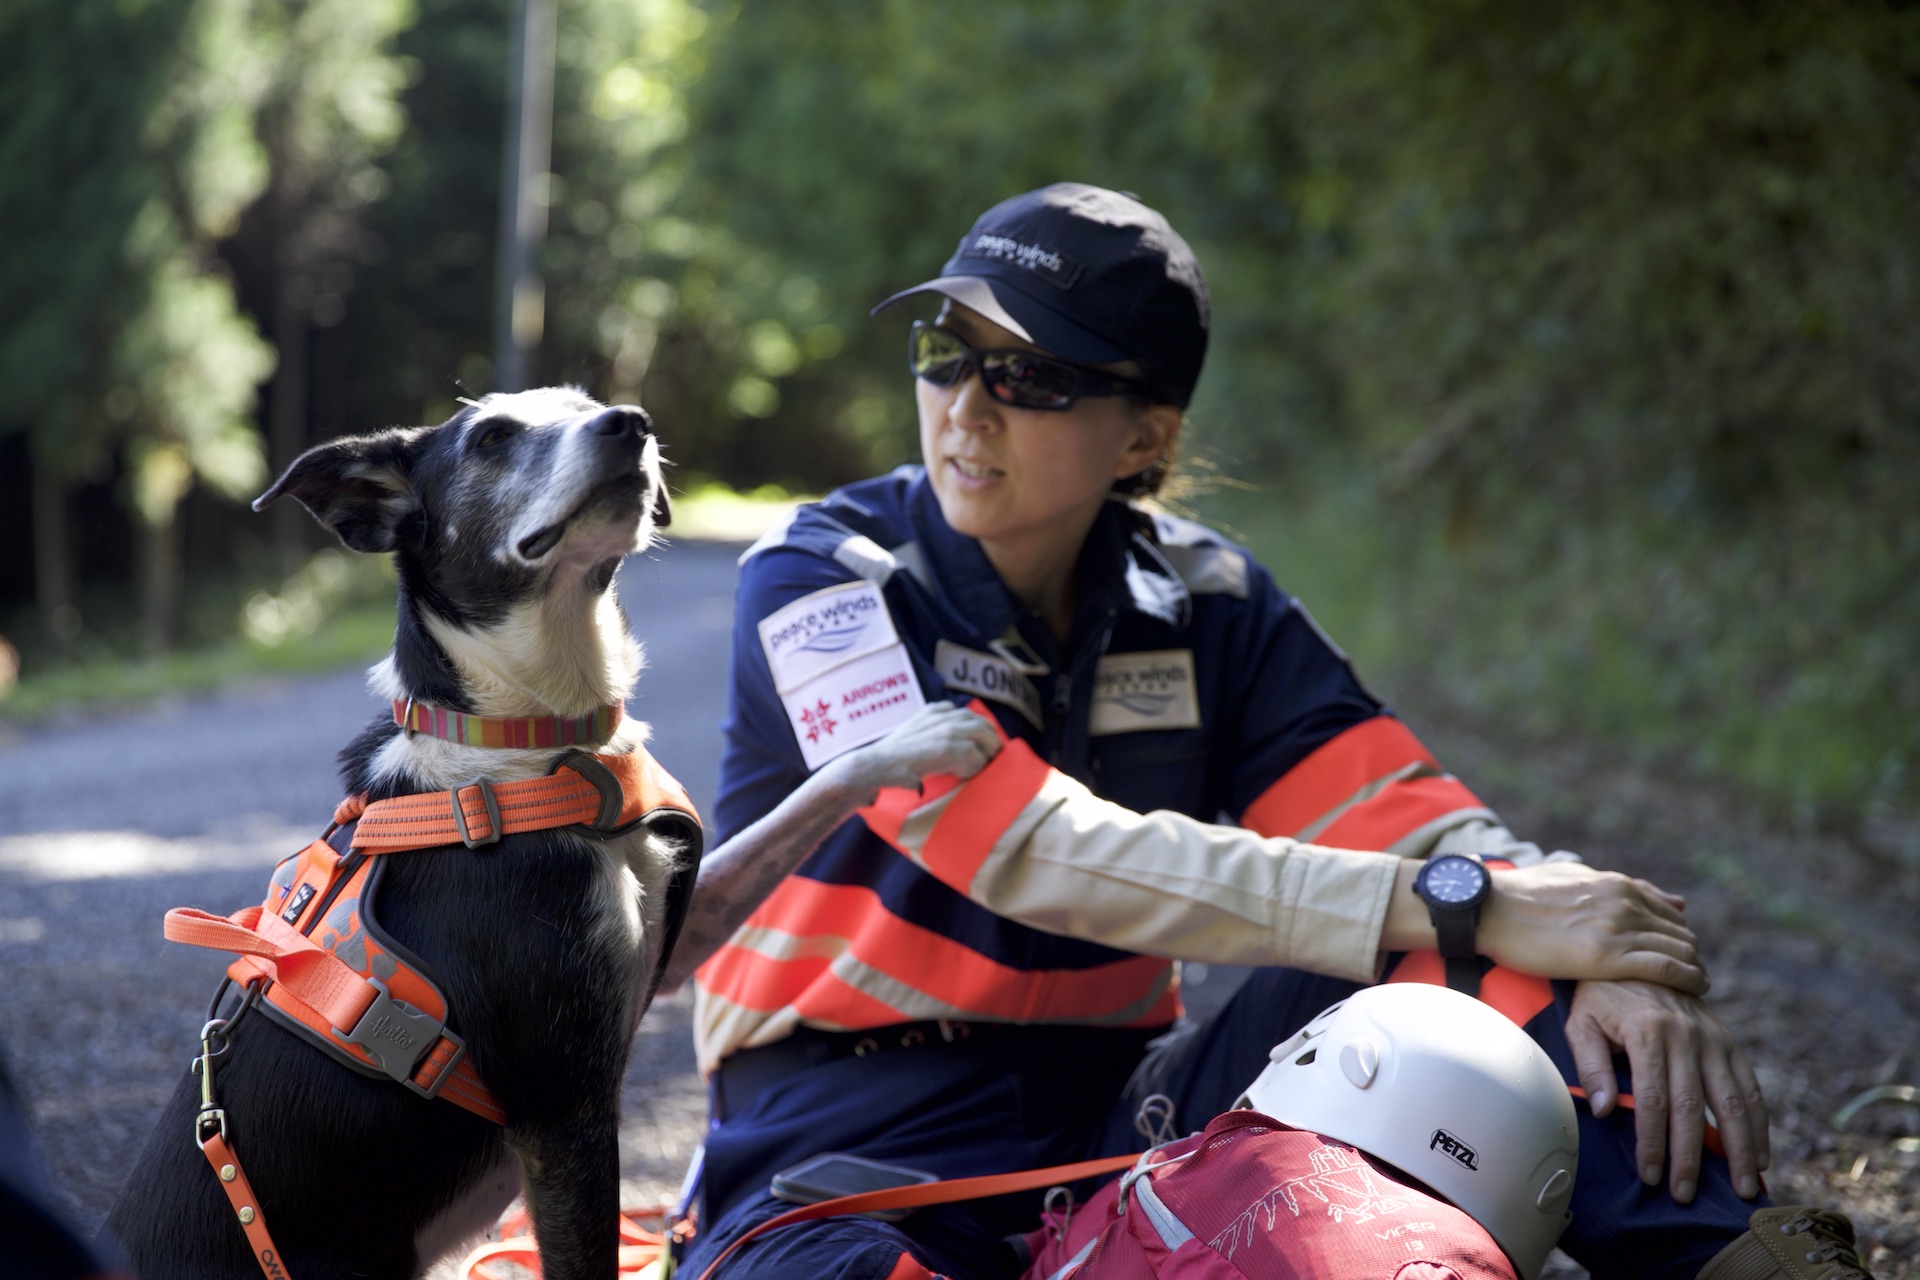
{"left": 109, "top": 388, "right": 685, "bottom": 1279}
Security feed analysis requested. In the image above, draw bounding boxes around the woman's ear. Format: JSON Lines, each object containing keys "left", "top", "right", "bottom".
{"left": 1114, "top": 402, "right": 1183, "bottom": 484}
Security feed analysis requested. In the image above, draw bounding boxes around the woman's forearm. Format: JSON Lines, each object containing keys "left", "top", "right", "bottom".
{"left": 655, "top": 763, "right": 868, "bottom": 993}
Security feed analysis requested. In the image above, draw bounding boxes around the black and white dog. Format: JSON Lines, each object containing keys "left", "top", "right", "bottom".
{"left": 109, "top": 388, "right": 689, "bottom": 1279}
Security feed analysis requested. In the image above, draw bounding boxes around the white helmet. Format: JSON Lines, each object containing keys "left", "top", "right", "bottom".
{"left": 1236, "top": 983, "right": 1578, "bottom": 1280}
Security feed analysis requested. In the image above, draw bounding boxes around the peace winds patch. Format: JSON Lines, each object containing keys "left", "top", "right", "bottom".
{"left": 1089, "top": 649, "right": 1201, "bottom": 736}
{"left": 758, "top": 580, "right": 926, "bottom": 770}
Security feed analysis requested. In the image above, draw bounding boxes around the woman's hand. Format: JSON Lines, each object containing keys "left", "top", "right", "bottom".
{"left": 1476, "top": 862, "right": 1707, "bottom": 994}
{"left": 819, "top": 701, "right": 1004, "bottom": 807}
{"left": 1566, "top": 979, "right": 1769, "bottom": 1203}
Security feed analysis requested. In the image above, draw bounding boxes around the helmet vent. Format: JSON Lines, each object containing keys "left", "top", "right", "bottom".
{"left": 1294, "top": 1048, "right": 1318, "bottom": 1066}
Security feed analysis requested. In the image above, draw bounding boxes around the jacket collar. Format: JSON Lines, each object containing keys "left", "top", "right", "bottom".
{"left": 905, "top": 470, "right": 1192, "bottom": 640}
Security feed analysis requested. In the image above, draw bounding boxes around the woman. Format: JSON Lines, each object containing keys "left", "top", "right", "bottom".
{"left": 664, "top": 184, "right": 1855, "bottom": 1280}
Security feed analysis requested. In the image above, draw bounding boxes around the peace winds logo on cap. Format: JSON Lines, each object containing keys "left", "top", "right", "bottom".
{"left": 872, "top": 182, "right": 1211, "bottom": 407}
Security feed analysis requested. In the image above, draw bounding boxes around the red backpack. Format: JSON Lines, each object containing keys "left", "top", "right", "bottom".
{"left": 1019, "top": 1110, "right": 1519, "bottom": 1280}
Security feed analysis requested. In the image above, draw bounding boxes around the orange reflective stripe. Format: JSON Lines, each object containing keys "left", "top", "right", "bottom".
{"left": 700, "top": 877, "right": 1174, "bottom": 1027}
{"left": 887, "top": 1253, "right": 938, "bottom": 1280}
{"left": 1241, "top": 717, "right": 1437, "bottom": 838}
{"left": 793, "top": 972, "right": 914, "bottom": 1027}
{"left": 860, "top": 773, "right": 961, "bottom": 846}
{"left": 857, "top": 700, "right": 1002, "bottom": 847}
{"left": 919, "top": 737, "right": 1053, "bottom": 892}
{"left": 700, "top": 942, "right": 839, "bottom": 1015}
{"left": 1388, "top": 951, "right": 1555, "bottom": 1028}
{"left": 1313, "top": 774, "right": 1485, "bottom": 852}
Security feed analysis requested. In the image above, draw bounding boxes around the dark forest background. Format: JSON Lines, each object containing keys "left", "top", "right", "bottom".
{"left": 2, "top": 0, "right": 1915, "bottom": 856}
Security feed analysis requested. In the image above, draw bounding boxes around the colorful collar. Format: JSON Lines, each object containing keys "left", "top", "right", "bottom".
{"left": 392, "top": 698, "right": 624, "bottom": 749}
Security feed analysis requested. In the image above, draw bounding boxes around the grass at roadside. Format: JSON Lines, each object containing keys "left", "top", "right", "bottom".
{"left": 0, "top": 603, "right": 395, "bottom": 725}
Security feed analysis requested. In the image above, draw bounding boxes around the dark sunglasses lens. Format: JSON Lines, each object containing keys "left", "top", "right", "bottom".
{"left": 909, "top": 325, "right": 969, "bottom": 385}
{"left": 981, "top": 351, "right": 1079, "bottom": 410}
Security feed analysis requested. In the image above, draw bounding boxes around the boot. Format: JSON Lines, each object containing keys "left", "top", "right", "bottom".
{"left": 1696, "top": 1207, "right": 1874, "bottom": 1280}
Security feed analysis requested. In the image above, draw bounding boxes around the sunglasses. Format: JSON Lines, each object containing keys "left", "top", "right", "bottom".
{"left": 907, "top": 320, "right": 1155, "bottom": 412}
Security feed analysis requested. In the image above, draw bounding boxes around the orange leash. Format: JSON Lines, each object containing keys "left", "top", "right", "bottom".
{"left": 694, "top": 1151, "right": 1142, "bottom": 1280}
{"left": 193, "top": 1005, "right": 291, "bottom": 1280}
{"left": 199, "top": 1131, "right": 290, "bottom": 1280}
{"left": 459, "top": 1204, "right": 686, "bottom": 1279}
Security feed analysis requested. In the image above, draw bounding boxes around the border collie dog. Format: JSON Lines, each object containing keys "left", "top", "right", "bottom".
{"left": 109, "top": 388, "right": 688, "bottom": 1279}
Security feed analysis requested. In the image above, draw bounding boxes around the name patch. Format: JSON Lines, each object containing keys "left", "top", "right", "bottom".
{"left": 936, "top": 640, "right": 1043, "bottom": 727}
{"left": 759, "top": 581, "right": 926, "bottom": 769}
{"left": 1089, "top": 649, "right": 1201, "bottom": 736}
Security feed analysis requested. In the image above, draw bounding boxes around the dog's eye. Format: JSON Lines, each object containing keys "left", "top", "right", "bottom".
{"left": 471, "top": 423, "right": 514, "bottom": 452}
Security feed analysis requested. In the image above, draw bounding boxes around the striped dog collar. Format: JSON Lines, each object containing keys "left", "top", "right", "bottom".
{"left": 392, "top": 697, "right": 624, "bottom": 749}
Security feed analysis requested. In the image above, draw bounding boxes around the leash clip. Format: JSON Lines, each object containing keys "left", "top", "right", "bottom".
{"left": 450, "top": 777, "right": 503, "bottom": 847}
{"left": 193, "top": 1017, "right": 231, "bottom": 1144}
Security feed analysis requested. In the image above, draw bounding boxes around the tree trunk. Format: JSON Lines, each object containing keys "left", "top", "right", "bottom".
{"left": 137, "top": 506, "right": 181, "bottom": 658}
{"left": 270, "top": 271, "right": 311, "bottom": 569}
{"left": 29, "top": 438, "right": 79, "bottom": 652}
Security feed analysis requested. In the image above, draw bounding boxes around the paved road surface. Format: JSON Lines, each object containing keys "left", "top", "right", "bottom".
{"left": 0, "top": 538, "right": 744, "bottom": 1234}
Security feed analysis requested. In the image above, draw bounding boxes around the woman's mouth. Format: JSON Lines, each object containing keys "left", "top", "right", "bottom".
{"left": 948, "top": 457, "right": 1003, "bottom": 483}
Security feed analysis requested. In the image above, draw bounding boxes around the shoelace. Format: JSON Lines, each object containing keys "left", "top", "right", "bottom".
{"left": 1779, "top": 1211, "right": 1868, "bottom": 1279}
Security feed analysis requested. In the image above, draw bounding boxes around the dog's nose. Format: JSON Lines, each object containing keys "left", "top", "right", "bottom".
{"left": 590, "top": 406, "right": 652, "bottom": 438}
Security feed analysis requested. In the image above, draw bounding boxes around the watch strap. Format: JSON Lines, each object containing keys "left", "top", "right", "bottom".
{"left": 1443, "top": 953, "right": 1483, "bottom": 998}
{"left": 1430, "top": 902, "right": 1480, "bottom": 961}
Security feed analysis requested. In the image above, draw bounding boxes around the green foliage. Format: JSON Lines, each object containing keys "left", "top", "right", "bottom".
{"left": 0, "top": 0, "right": 273, "bottom": 499}
{"left": 656, "top": 0, "right": 1920, "bottom": 824}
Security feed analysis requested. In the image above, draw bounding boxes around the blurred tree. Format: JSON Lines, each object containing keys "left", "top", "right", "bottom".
{"left": 664, "top": 0, "right": 1920, "bottom": 819}
{"left": 232, "top": 0, "right": 415, "bottom": 563}
{"left": 0, "top": 0, "right": 274, "bottom": 655}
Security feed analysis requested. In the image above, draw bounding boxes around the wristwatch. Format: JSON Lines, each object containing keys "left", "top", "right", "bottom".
{"left": 1412, "top": 854, "right": 1492, "bottom": 996}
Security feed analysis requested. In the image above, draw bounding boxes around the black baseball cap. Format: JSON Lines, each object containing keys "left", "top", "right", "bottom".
{"left": 872, "top": 183, "right": 1211, "bottom": 407}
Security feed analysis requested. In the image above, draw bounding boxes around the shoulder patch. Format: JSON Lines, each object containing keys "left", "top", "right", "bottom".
{"left": 758, "top": 581, "right": 926, "bottom": 769}
{"left": 1159, "top": 543, "right": 1249, "bottom": 598}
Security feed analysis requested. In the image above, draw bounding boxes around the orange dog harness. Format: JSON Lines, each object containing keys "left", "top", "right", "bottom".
{"left": 164, "top": 741, "right": 703, "bottom": 1276}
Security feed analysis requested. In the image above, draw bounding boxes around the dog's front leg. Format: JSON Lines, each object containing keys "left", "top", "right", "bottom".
{"left": 507, "top": 1102, "right": 621, "bottom": 1280}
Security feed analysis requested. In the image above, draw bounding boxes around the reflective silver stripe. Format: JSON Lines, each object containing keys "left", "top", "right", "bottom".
{"left": 737, "top": 507, "right": 801, "bottom": 564}
{"left": 1045, "top": 1236, "right": 1099, "bottom": 1280}
{"left": 832, "top": 534, "right": 899, "bottom": 584}
{"left": 890, "top": 539, "right": 935, "bottom": 591}
{"left": 1131, "top": 1172, "right": 1195, "bottom": 1250}
{"left": 1159, "top": 543, "right": 1248, "bottom": 598}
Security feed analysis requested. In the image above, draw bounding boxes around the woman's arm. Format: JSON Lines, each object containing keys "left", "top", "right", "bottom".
{"left": 1380, "top": 858, "right": 1705, "bottom": 994}
{"left": 657, "top": 704, "right": 1002, "bottom": 993}
{"left": 861, "top": 729, "right": 1705, "bottom": 990}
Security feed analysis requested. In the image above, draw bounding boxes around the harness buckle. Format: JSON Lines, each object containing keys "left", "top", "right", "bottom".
{"left": 450, "top": 778, "right": 503, "bottom": 847}
{"left": 339, "top": 978, "right": 454, "bottom": 1093}
{"left": 548, "top": 749, "right": 625, "bottom": 830}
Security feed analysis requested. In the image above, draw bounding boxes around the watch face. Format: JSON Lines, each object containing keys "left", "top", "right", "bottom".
{"left": 1423, "top": 857, "right": 1487, "bottom": 905}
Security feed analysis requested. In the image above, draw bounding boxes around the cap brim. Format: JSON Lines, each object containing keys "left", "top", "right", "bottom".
{"left": 871, "top": 275, "right": 1131, "bottom": 367}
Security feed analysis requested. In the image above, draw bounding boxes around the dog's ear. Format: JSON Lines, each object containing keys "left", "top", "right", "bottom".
{"left": 253, "top": 430, "right": 422, "bottom": 553}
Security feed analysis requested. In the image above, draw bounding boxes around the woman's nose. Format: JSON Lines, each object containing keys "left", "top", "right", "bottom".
{"left": 946, "top": 364, "right": 1002, "bottom": 431}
